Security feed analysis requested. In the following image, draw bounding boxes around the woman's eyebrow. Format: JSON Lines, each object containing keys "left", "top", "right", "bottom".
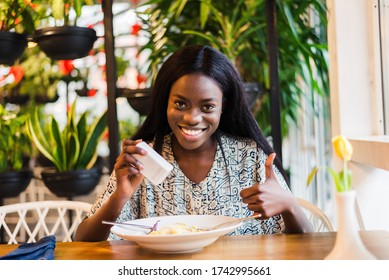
{"left": 170, "top": 93, "right": 220, "bottom": 103}
{"left": 170, "top": 93, "right": 187, "bottom": 99}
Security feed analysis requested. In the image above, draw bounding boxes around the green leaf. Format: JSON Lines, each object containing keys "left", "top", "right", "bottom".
{"left": 11, "top": 150, "right": 22, "bottom": 170}
{"left": 66, "top": 131, "right": 80, "bottom": 170}
{"left": 50, "top": 0, "right": 65, "bottom": 21}
{"left": 76, "top": 110, "right": 107, "bottom": 169}
{"left": 26, "top": 109, "right": 60, "bottom": 168}
{"left": 199, "top": 0, "right": 211, "bottom": 29}
{"left": 76, "top": 112, "right": 88, "bottom": 149}
{"left": 306, "top": 166, "right": 319, "bottom": 187}
{"left": 67, "top": 98, "right": 77, "bottom": 131}
{"left": 339, "top": 169, "right": 352, "bottom": 192}
{"left": 49, "top": 116, "right": 66, "bottom": 171}
{"left": 73, "top": 0, "right": 83, "bottom": 18}
{"left": 328, "top": 168, "right": 342, "bottom": 192}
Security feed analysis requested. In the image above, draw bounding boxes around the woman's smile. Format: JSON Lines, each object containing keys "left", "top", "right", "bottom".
{"left": 179, "top": 126, "right": 206, "bottom": 137}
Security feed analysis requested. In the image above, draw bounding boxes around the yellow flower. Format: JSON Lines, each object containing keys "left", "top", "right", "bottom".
{"left": 332, "top": 135, "right": 353, "bottom": 161}
{"left": 307, "top": 135, "right": 353, "bottom": 192}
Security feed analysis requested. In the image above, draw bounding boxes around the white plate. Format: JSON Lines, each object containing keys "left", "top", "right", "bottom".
{"left": 110, "top": 215, "right": 241, "bottom": 254}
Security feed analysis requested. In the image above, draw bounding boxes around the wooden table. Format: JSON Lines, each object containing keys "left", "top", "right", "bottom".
{"left": 0, "top": 231, "right": 388, "bottom": 260}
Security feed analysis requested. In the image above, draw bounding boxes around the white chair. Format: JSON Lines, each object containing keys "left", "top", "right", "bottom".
{"left": 296, "top": 198, "right": 334, "bottom": 232}
{"left": 0, "top": 200, "right": 92, "bottom": 244}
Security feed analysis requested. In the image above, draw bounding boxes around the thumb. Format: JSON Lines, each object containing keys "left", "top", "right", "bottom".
{"left": 265, "top": 153, "right": 277, "bottom": 180}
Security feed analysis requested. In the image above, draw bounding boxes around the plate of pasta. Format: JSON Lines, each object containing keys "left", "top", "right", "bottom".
{"left": 110, "top": 214, "right": 242, "bottom": 254}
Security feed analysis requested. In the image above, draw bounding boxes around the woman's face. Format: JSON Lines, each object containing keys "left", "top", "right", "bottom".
{"left": 167, "top": 73, "right": 223, "bottom": 151}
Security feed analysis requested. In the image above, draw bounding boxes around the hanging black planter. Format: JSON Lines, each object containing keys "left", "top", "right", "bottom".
{"left": 0, "top": 31, "right": 27, "bottom": 66}
{"left": 3, "top": 88, "right": 30, "bottom": 105}
{"left": 118, "top": 88, "right": 152, "bottom": 116}
{"left": 34, "top": 26, "right": 97, "bottom": 60}
{"left": 0, "top": 170, "right": 32, "bottom": 201}
{"left": 34, "top": 92, "right": 60, "bottom": 104}
{"left": 41, "top": 167, "right": 101, "bottom": 198}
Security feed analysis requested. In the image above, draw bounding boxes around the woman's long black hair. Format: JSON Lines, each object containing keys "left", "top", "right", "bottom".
{"left": 132, "top": 45, "right": 287, "bottom": 183}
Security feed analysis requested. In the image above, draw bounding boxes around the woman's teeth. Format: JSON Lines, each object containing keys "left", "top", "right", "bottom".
{"left": 181, "top": 127, "right": 203, "bottom": 136}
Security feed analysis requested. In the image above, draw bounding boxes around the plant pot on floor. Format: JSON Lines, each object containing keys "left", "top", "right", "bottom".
{"left": 33, "top": 26, "right": 97, "bottom": 60}
{"left": 0, "top": 31, "right": 27, "bottom": 66}
{"left": 0, "top": 170, "right": 33, "bottom": 204}
{"left": 40, "top": 167, "right": 102, "bottom": 199}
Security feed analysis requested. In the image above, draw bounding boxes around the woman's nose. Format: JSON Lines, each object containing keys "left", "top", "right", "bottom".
{"left": 182, "top": 108, "right": 201, "bottom": 124}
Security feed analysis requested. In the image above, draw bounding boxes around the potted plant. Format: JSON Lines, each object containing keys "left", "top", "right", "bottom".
{"left": 137, "top": 0, "right": 329, "bottom": 137}
{"left": 0, "top": 0, "right": 46, "bottom": 65}
{"left": 1, "top": 46, "right": 64, "bottom": 105}
{"left": 26, "top": 98, "right": 107, "bottom": 198}
{"left": 0, "top": 105, "right": 33, "bottom": 204}
{"left": 33, "top": 0, "right": 99, "bottom": 60}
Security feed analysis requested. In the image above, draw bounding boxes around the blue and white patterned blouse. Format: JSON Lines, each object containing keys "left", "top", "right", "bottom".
{"left": 89, "top": 132, "right": 289, "bottom": 239}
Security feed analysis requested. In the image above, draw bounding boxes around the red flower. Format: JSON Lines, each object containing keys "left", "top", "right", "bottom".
{"left": 131, "top": 23, "right": 142, "bottom": 35}
{"left": 26, "top": 0, "right": 39, "bottom": 9}
{"left": 87, "top": 89, "right": 98, "bottom": 97}
{"left": 58, "top": 60, "right": 74, "bottom": 76}
{"left": 9, "top": 66, "right": 24, "bottom": 84}
{"left": 136, "top": 74, "right": 148, "bottom": 85}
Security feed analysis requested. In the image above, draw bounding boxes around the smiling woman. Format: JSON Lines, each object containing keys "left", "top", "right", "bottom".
{"left": 74, "top": 45, "right": 313, "bottom": 242}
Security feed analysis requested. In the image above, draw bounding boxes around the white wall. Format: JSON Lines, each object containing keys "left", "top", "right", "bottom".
{"left": 327, "top": 0, "right": 389, "bottom": 230}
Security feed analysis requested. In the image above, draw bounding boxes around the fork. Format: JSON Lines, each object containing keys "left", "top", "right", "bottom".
{"left": 102, "top": 220, "right": 160, "bottom": 233}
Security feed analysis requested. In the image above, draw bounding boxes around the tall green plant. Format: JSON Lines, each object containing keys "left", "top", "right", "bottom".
{"left": 26, "top": 99, "right": 107, "bottom": 171}
{"left": 138, "top": 0, "right": 329, "bottom": 137}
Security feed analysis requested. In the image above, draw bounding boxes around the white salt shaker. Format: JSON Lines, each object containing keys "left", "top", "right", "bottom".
{"left": 133, "top": 141, "right": 173, "bottom": 185}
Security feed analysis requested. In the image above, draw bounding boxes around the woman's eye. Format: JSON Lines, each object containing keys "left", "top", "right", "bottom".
{"left": 202, "top": 104, "right": 215, "bottom": 112}
{"left": 174, "top": 101, "right": 186, "bottom": 109}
